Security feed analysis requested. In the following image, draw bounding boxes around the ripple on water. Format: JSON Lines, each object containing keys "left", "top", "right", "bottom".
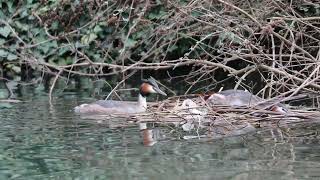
{"left": 1, "top": 96, "right": 320, "bottom": 179}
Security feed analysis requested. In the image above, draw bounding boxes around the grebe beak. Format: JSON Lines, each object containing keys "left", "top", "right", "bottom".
{"left": 153, "top": 86, "right": 167, "bottom": 96}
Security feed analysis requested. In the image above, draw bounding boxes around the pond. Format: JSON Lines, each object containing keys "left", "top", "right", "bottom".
{"left": 1, "top": 84, "right": 320, "bottom": 179}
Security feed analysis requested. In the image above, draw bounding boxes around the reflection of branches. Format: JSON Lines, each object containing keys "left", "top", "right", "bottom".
{"left": 0, "top": 77, "right": 41, "bottom": 100}
{"left": 49, "top": 69, "right": 63, "bottom": 105}
{"left": 4, "top": 81, "right": 14, "bottom": 99}
{"left": 87, "top": 95, "right": 320, "bottom": 142}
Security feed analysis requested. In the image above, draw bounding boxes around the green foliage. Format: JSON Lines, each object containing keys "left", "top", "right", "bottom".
{"left": 298, "top": 3, "right": 320, "bottom": 16}
{"left": 0, "top": 0, "right": 319, "bottom": 79}
{"left": 0, "top": 1, "right": 178, "bottom": 78}
{"left": 0, "top": 26, "right": 11, "bottom": 37}
{"left": 215, "top": 31, "right": 243, "bottom": 47}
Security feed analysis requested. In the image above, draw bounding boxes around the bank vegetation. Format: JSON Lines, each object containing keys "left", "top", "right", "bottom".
{"left": 0, "top": 0, "right": 320, "bottom": 101}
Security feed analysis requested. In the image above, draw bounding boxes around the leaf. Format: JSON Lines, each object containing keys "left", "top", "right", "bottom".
{"left": 48, "top": 57, "right": 56, "bottom": 65}
{"left": 57, "top": 57, "right": 67, "bottom": 66}
{"left": 7, "top": 53, "right": 17, "bottom": 60}
{"left": 0, "top": 26, "right": 11, "bottom": 38}
{"left": 0, "top": 49, "right": 8, "bottom": 57}
{"left": 75, "top": 41, "right": 87, "bottom": 48}
{"left": 65, "top": 57, "right": 74, "bottom": 65}
{"left": 0, "top": 38, "right": 5, "bottom": 45}
{"left": 51, "top": 21, "right": 59, "bottom": 30}
{"left": 58, "top": 46, "right": 70, "bottom": 55}
{"left": 93, "top": 25, "right": 103, "bottom": 33}
{"left": 6, "top": 1, "right": 14, "bottom": 13}
{"left": 58, "top": 57, "right": 73, "bottom": 66}
{"left": 191, "top": 11, "right": 202, "bottom": 17}
{"left": 38, "top": 6, "right": 49, "bottom": 14}
{"left": 11, "top": 66, "right": 21, "bottom": 73}
{"left": 98, "top": 21, "right": 107, "bottom": 26}
{"left": 20, "top": 9, "right": 29, "bottom": 18}
{"left": 81, "top": 33, "right": 97, "bottom": 45}
{"left": 38, "top": 41, "right": 58, "bottom": 54}
{"left": 167, "top": 45, "right": 178, "bottom": 52}
{"left": 124, "top": 38, "right": 137, "bottom": 48}
{"left": 38, "top": 44, "right": 50, "bottom": 54}
{"left": 0, "top": 11, "right": 4, "bottom": 18}
{"left": 14, "top": 21, "right": 29, "bottom": 31}
{"left": 132, "top": 30, "right": 146, "bottom": 39}
{"left": 148, "top": 8, "right": 167, "bottom": 20}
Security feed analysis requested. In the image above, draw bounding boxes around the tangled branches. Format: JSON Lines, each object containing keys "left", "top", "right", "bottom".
{"left": 1, "top": 0, "right": 320, "bottom": 100}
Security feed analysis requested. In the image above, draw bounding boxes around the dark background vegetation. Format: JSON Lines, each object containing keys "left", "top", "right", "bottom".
{"left": 1, "top": 0, "right": 320, "bottom": 98}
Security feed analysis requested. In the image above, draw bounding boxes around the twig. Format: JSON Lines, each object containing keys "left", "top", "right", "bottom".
{"left": 49, "top": 69, "right": 63, "bottom": 105}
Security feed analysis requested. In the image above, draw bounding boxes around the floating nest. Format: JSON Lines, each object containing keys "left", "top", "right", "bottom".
{"left": 82, "top": 94, "right": 320, "bottom": 139}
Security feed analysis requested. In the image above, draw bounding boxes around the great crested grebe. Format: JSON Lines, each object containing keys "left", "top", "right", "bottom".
{"left": 74, "top": 77, "right": 167, "bottom": 114}
{"left": 207, "top": 89, "right": 288, "bottom": 113}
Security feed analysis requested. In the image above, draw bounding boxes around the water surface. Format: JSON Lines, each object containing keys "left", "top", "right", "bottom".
{"left": 1, "top": 91, "right": 320, "bottom": 180}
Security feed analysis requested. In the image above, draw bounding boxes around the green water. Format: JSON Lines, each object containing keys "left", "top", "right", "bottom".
{"left": 1, "top": 90, "right": 320, "bottom": 179}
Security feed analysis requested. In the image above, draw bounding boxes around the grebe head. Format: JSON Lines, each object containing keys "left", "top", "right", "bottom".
{"left": 270, "top": 105, "right": 288, "bottom": 114}
{"left": 140, "top": 77, "right": 167, "bottom": 97}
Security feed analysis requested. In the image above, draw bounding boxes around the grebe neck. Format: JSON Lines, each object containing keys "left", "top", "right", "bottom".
{"left": 138, "top": 93, "right": 147, "bottom": 110}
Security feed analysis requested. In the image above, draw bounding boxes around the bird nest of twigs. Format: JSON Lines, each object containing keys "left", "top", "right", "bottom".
{"left": 83, "top": 95, "right": 320, "bottom": 139}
